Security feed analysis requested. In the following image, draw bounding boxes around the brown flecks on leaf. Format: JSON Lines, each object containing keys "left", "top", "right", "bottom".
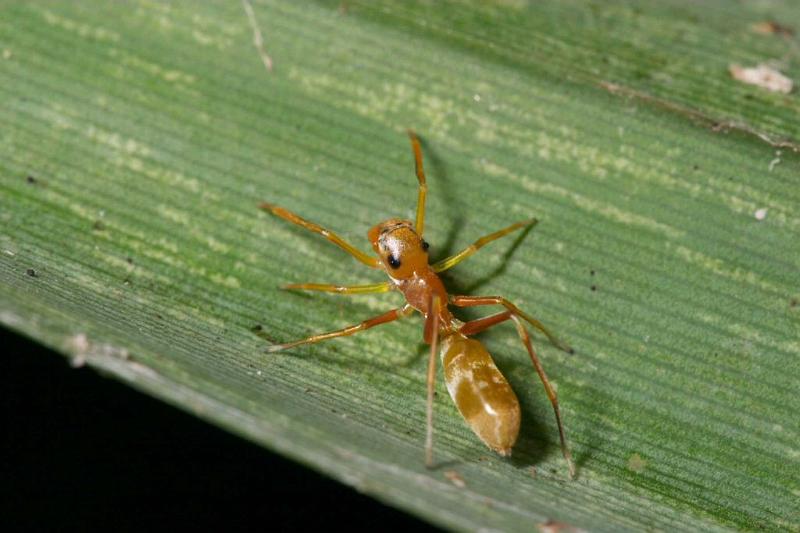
{"left": 598, "top": 80, "right": 800, "bottom": 151}
{"left": 729, "top": 64, "right": 793, "bottom": 94}
{"left": 242, "top": 0, "right": 273, "bottom": 73}
{"left": 538, "top": 519, "right": 587, "bottom": 533}
{"left": 443, "top": 470, "right": 466, "bottom": 488}
{"left": 67, "top": 333, "right": 90, "bottom": 368}
{"left": 752, "top": 21, "right": 794, "bottom": 37}
{"left": 64, "top": 332, "right": 133, "bottom": 369}
{"left": 627, "top": 452, "right": 647, "bottom": 473}
{"left": 789, "top": 298, "right": 798, "bottom": 308}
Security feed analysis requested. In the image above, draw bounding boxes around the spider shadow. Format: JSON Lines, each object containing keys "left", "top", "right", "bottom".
{"left": 440, "top": 223, "right": 535, "bottom": 302}
{"left": 413, "top": 133, "right": 462, "bottom": 259}
{"left": 505, "top": 381, "right": 556, "bottom": 472}
{"left": 571, "top": 383, "right": 604, "bottom": 477}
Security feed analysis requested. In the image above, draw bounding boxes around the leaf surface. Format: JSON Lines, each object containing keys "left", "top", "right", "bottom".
{"left": 1, "top": 1, "right": 799, "bottom": 531}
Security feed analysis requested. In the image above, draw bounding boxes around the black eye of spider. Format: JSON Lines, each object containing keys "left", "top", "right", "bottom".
{"left": 421, "top": 240, "right": 429, "bottom": 251}
{"left": 388, "top": 255, "right": 401, "bottom": 269}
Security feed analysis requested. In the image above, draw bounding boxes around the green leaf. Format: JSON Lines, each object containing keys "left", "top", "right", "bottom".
{"left": 2, "top": 1, "right": 799, "bottom": 530}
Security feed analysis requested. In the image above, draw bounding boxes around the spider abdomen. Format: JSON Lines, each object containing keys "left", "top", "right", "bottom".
{"left": 440, "top": 334, "right": 521, "bottom": 456}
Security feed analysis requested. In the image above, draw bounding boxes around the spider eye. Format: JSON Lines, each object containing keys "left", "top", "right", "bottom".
{"left": 421, "top": 240, "right": 429, "bottom": 251}
{"left": 388, "top": 255, "right": 401, "bottom": 269}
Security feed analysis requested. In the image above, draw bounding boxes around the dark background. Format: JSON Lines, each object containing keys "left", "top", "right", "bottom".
{"left": 2, "top": 327, "right": 439, "bottom": 531}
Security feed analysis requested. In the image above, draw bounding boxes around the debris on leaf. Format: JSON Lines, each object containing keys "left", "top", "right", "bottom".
{"left": 754, "top": 208, "right": 768, "bottom": 221}
{"left": 769, "top": 153, "right": 782, "bottom": 171}
{"left": 627, "top": 453, "right": 647, "bottom": 473}
{"left": 752, "top": 21, "right": 794, "bottom": 37}
{"left": 729, "top": 64, "right": 793, "bottom": 94}
{"left": 443, "top": 470, "right": 466, "bottom": 488}
{"left": 538, "top": 519, "right": 587, "bottom": 533}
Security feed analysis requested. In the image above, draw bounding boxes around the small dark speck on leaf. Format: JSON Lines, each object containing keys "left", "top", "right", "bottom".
{"left": 590, "top": 285, "right": 597, "bottom": 291}
{"left": 156, "top": 313, "right": 163, "bottom": 320}
{"left": 92, "top": 220, "right": 106, "bottom": 231}
{"left": 590, "top": 269, "right": 595, "bottom": 276}
{"left": 126, "top": 256, "right": 134, "bottom": 264}
{"left": 252, "top": 324, "right": 263, "bottom": 332}
{"left": 26, "top": 268, "right": 37, "bottom": 277}
{"left": 692, "top": 164, "right": 699, "bottom": 171}
{"left": 26, "top": 175, "right": 36, "bottom": 184}
{"left": 790, "top": 298, "right": 798, "bottom": 308}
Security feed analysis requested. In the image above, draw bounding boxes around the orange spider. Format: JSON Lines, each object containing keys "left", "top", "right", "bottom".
{"left": 259, "top": 131, "right": 574, "bottom": 477}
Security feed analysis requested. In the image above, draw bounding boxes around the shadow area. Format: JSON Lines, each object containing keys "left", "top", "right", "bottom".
{"left": 413, "top": 132, "right": 463, "bottom": 262}
{"left": 441, "top": 222, "right": 536, "bottom": 299}
{"left": 508, "top": 405, "right": 550, "bottom": 471}
{"left": 570, "top": 384, "right": 606, "bottom": 477}
{"left": 508, "top": 366, "right": 604, "bottom": 480}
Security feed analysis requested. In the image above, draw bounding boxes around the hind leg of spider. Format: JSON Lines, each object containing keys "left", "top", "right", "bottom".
{"left": 407, "top": 130, "right": 428, "bottom": 237}
{"left": 455, "top": 306, "right": 574, "bottom": 477}
{"left": 458, "top": 310, "right": 575, "bottom": 478}
{"left": 283, "top": 281, "right": 391, "bottom": 294}
{"left": 432, "top": 219, "right": 538, "bottom": 273}
{"left": 424, "top": 294, "right": 441, "bottom": 468}
{"left": 510, "top": 315, "right": 575, "bottom": 479}
{"left": 458, "top": 310, "right": 513, "bottom": 336}
{"left": 259, "top": 202, "right": 380, "bottom": 268}
{"left": 263, "top": 304, "right": 413, "bottom": 353}
{"left": 449, "top": 295, "right": 572, "bottom": 353}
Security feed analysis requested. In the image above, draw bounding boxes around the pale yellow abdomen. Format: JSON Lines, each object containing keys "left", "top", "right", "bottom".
{"left": 441, "top": 334, "right": 521, "bottom": 456}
